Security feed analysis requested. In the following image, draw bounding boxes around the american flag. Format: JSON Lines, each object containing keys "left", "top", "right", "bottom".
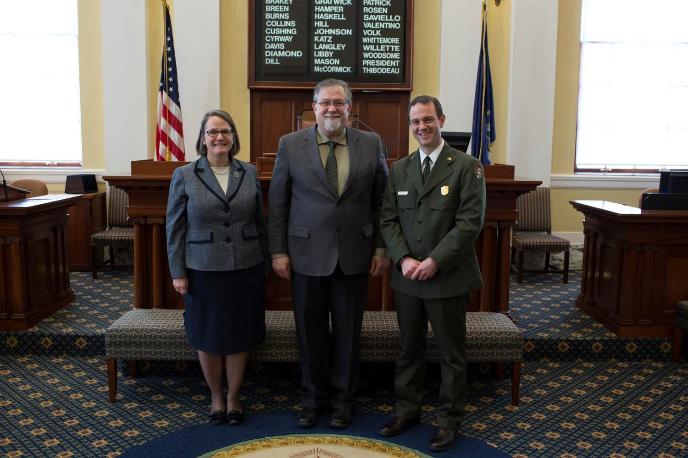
{"left": 154, "top": 3, "right": 184, "bottom": 161}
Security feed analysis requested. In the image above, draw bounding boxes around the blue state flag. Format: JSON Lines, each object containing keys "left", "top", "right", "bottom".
{"left": 471, "top": 5, "right": 495, "bottom": 166}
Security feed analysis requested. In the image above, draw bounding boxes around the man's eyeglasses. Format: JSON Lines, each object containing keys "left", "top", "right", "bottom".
{"left": 205, "top": 129, "right": 234, "bottom": 138}
{"left": 316, "top": 100, "right": 348, "bottom": 108}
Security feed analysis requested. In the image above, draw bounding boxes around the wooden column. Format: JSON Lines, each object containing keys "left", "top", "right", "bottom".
{"left": 496, "top": 222, "right": 515, "bottom": 314}
{"left": 476, "top": 222, "right": 498, "bottom": 311}
{"left": 133, "top": 221, "right": 146, "bottom": 308}
{"left": 151, "top": 221, "right": 164, "bottom": 309}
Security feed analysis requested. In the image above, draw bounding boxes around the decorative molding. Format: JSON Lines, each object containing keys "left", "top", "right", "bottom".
{"left": 550, "top": 173, "right": 660, "bottom": 190}
{"left": 2, "top": 168, "right": 107, "bottom": 184}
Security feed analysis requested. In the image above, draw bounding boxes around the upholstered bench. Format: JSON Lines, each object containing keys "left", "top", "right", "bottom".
{"left": 106, "top": 309, "right": 523, "bottom": 405}
{"left": 672, "top": 300, "right": 688, "bottom": 362}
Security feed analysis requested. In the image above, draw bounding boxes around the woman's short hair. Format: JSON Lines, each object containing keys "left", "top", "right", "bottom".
{"left": 195, "top": 109, "right": 241, "bottom": 157}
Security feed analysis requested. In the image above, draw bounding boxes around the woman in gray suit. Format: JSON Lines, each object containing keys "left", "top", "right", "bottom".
{"left": 166, "top": 110, "right": 268, "bottom": 426}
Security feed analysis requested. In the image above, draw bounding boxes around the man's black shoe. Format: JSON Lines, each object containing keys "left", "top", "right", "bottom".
{"left": 378, "top": 416, "right": 420, "bottom": 437}
{"left": 429, "top": 427, "right": 457, "bottom": 452}
{"left": 328, "top": 409, "right": 352, "bottom": 429}
{"left": 297, "top": 407, "right": 318, "bottom": 428}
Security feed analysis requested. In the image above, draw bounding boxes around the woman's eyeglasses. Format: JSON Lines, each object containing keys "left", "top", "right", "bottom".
{"left": 205, "top": 129, "right": 234, "bottom": 138}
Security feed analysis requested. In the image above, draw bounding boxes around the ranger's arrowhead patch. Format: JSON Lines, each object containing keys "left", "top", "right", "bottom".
{"left": 475, "top": 163, "right": 484, "bottom": 180}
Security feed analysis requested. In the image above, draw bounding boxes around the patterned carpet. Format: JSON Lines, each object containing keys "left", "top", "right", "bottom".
{"left": 0, "top": 271, "right": 132, "bottom": 357}
{"left": 2, "top": 356, "right": 687, "bottom": 457}
{"left": 511, "top": 272, "right": 673, "bottom": 361}
{"left": 1, "top": 263, "right": 687, "bottom": 457}
{"left": 510, "top": 247, "right": 673, "bottom": 361}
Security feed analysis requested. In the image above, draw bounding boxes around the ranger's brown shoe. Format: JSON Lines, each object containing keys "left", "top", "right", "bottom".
{"left": 379, "top": 416, "right": 420, "bottom": 437}
{"left": 429, "top": 427, "right": 457, "bottom": 452}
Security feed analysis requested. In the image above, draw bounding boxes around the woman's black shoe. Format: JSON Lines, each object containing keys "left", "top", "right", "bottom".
{"left": 209, "top": 410, "right": 227, "bottom": 425}
{"left": 227, "top": 410, "right": 244, "bottom": 426}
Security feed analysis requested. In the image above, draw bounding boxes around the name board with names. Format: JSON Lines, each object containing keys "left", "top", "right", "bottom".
{"left": 250, "top": 0, "right": 413, "bottom": 89}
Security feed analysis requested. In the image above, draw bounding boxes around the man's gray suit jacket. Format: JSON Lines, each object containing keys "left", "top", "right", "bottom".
{"left": 268, "top": 126, "right": 388, "bottom": 277}
{"left": 166, "top": 155, "right": 268, "bottom": 279}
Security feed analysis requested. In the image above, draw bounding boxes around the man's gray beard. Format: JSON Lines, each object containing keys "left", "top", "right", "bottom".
{"left": 323, "top": 117, "right": 342, "bottom": 133}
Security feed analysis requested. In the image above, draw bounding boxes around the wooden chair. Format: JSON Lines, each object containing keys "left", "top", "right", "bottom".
{"left": 296, "top": 107, "right": 317, "bottom": 130}
{"left": 10, "top": 179, "right": 48, "bottom": 197}
{"left": 296, "top": 105, "right": 359, "bottom": 130}
{"left": 90, "top": 187, "right": 134, "bottom": 279}
{"left": 263, "top": 107, "right": 360, "bottom": 179}
{"left": 511, "top": 186, "right": 570, "bottom": 283}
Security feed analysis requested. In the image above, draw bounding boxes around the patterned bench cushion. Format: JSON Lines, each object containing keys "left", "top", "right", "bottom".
{"left": 465, "top": 312, "right": 523, "bottom": 362}
{"left": 106, "top": 309, "right": 523, "bottom": 363}
{"left": 106, "top": 309, "right": 195, "bottom": 360}
{"left": 676, "top": 300, "right": 688, "bottom": 330}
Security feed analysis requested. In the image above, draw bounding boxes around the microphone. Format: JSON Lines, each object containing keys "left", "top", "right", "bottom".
{"left": 0, "top": 168, "right": 8, "bottom": 202}
{"left": 353, "top": 114, "right": 388, "bottom": 159}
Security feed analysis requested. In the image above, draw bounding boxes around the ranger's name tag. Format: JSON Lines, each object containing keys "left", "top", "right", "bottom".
{"left": 397, "top": 191, "right": 409, "bottom": 196}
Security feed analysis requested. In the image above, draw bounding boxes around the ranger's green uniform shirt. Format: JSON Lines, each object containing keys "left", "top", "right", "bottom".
{"left": 380, "top": 143, "right": 486, "bottom": 299}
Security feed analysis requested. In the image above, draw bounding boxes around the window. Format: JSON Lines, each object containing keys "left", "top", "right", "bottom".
{"left": 576, "top": 0, "right": 688, "bottom": 172}
{"left": 0, "top": 0, "right": 82, "bottom": 166}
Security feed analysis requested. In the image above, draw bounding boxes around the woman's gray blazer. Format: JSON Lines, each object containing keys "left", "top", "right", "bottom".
{"left": 166, "top": 155, "right": 268, "bottom": 279}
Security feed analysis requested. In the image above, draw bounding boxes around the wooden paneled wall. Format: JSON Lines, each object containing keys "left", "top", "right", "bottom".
{"left": 251, "top": 90, "right": 410, "bottom": 178}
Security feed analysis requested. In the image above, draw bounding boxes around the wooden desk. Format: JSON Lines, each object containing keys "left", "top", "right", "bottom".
{"left": 105, "top": 160, "right": 187, "bottom": 310}
{"left": 570, "top": 200, "right": 688, "bottom": 337}
{"left": 67, "top": 192, "right": 106, "bottom": 271}
{"left": 106, "top": 162, "right": 538, "bottom": 314}
{"left": 475, "top": 172, "right": 540, "bottom": 313}
{"left": 0, "top": 194, "right": 80, "bottom": 330}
